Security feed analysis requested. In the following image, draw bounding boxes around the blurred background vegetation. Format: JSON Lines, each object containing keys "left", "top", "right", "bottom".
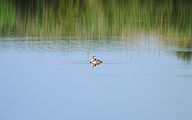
{"left": 0, "top": 0, "right": 191, "bottom": 37}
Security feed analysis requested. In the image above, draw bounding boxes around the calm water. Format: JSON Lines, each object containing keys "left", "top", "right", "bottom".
{"left": 0, "top": 0, "right": 192, "bottom": 120}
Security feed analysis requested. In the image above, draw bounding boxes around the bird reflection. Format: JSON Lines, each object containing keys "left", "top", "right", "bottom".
{"left": 90, "top": 56, "right": 102, "bottom": 68}
{"left": 91, "top": 63, "right": 103, "bottom": 68}
{"left": 91, "top": 63, "right": 97, "bottom": 68}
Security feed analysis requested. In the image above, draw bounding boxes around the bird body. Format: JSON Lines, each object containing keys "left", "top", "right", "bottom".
{"left": 90, "top": 56, "right": 102, "bottom": 64}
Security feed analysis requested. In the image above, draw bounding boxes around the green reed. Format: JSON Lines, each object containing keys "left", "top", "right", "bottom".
{"left": 0, "top": 0, "right": 192, "bottom": 41}
{"left": 0, "top": 0, "right": 15, "bottom": 34}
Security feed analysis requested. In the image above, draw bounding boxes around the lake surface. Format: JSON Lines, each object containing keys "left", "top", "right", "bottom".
{"left": 0, "top": 0, "right": 192, "bottom": 120}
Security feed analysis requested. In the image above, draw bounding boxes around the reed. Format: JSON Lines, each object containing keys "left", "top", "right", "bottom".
{"left": 0, "top": 0, "right": 191, "bottom": 46}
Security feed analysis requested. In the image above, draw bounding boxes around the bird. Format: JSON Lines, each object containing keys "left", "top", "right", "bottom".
{"left": 90, "top": 56, "right": 102, "bottom": 64}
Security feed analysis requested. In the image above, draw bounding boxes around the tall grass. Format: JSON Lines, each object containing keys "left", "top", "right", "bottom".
{"left": 0, "top": 0, "right": 192, "bottom": 42}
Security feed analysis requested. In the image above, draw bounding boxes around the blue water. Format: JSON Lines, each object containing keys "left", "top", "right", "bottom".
{"left": 0, "top": 37, "right": 192, "bottom": 120}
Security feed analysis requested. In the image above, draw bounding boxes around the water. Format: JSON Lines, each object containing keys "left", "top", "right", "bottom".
{"left": 0, "top": 0, "right": 192, "bottom": 120}
{"left": 1, "top": 36, "right": 192, "bottom": 120}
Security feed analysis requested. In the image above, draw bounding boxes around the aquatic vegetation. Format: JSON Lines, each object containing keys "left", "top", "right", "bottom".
{"left": 175, "top": 51, "right": 192, "bottom": 64}
{"left": 0, "top": 0, "right": 191, "bottom": 38}
{"left": 0, "top": 0, "right": 15, "bottom": 36}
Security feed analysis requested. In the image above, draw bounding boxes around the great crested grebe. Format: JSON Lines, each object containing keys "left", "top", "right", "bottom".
{"left": 90, "top": 56, "right": 102, "bottom": 64}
